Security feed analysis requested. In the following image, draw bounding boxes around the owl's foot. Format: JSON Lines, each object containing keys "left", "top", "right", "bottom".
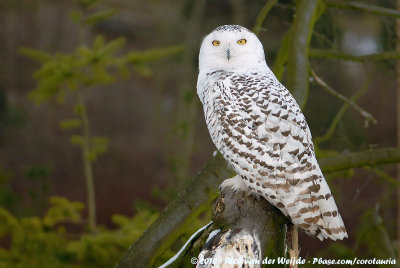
{"left": 219, "top": 175, "right": 248, "bottom": 193}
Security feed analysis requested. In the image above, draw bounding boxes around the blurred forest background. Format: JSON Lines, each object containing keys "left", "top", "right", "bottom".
{"left": 1, "top": 0, "right": 400, "bottom": 267}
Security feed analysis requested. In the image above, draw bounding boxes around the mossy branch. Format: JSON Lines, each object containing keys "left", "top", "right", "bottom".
{"left": 117, "top": 147, "right": 400, "bottom": 267}
{"left": 324, "top": 0, "right": 400, "bottom": 18}
{"left": 286, "top": 0, "right": 320, "bottom": 108}
{"left": 319, "top": 147, "right": 400, "bottom": 173}
{"left": 272, "top": 30, "right": 291, "bottom": 80}
{"left": 252, "top": 0, "right": 279, "bottom": 36}
{"left": 310, "top": 48, "right": 400, "bottom": 62}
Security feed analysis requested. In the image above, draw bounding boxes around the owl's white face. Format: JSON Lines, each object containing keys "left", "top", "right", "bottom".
{"left": 198, "top": 25, "right": 267, "bottom": 73}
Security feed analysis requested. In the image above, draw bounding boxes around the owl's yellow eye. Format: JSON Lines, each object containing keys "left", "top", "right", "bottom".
{"left": 237, "top": 39, "right": 247, "bottom": 45}
{"left": 212, "top": 40, "right": 220, "bottom": 46}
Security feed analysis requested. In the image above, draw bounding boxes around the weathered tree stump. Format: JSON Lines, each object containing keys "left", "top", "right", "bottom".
{"left": 180, "top": 186, "right": 288, "bottom": 267}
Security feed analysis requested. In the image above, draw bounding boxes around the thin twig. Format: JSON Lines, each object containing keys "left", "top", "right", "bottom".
{"left": 364, "top": 167, "right": 400, "bottom": 187}
{"left": 310, "top": 69, "right": 377, "bottom": 124}
{"left": 252, "top": 0, "right": 279, "bottom": 36}
{"left": 352, "top": 173, "right": 373, "bottom": 202}
{"left": 314, "top": 72, "right": 373, "bottom": 146}
{"left": 312, "top": 32, "right": 334, "bottom": 47}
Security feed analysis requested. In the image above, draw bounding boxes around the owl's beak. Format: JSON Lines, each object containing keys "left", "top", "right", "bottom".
{"left": 226, "top": 48, "right": 231, "bottom": 61}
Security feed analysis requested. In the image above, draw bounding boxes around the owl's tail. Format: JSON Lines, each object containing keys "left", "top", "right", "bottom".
{"left": 312, "top": 180, "right": 348, "bottom": 241}
{"left": 287, "top": 171, "right": 348, "bottom": 241}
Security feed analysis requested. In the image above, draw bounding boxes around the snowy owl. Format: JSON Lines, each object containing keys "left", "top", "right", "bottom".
{"left": 197, "top": 25, "right": 347, "bottom": 241}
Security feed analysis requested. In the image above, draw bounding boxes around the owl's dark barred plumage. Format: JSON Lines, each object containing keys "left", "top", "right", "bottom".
{"left": 197, "top": 25, "right": 347, "bottom": 240}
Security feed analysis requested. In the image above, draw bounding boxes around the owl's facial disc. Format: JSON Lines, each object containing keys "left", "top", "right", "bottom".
{"left": 199, "top": 25, "right": 267, "bottom": 72}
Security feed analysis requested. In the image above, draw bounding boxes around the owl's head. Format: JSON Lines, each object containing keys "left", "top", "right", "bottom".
{"left": 198, "top": 25, "right": 267, "bottom": 73}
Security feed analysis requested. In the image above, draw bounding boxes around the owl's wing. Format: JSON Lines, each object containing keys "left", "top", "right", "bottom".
{"left": 206, "top": 72, "right": 347, "bottom": 240}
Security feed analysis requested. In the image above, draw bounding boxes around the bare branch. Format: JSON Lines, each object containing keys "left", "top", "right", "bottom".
{"left": 310, "top": 69, "right": 377, "bottom": 124}
{"left": 287, "top": 0, "right": 320, "bottom": 108}
{"left": 324, "top": 0, "right": 400, "bottom": 18}
{"left": 319, "top": 147, "right": 400, "bottom": 173}
{"left": 310, "top": 48, "right": 400, "bottom": 62}
{"left": 314, "top": 73, "right": 373, "bottom": 146}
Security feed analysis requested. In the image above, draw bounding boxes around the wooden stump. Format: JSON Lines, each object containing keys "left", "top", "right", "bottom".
{"left": 181, "top": 186, "right": 288, "bottom": 267}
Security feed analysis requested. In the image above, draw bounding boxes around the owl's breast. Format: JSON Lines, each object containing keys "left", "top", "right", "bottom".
{"left": 202, "top": 85, "right": 226, "bottom": 147}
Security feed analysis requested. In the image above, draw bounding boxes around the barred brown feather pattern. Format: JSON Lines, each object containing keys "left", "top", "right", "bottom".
{"left": 197, "top": 70, "right": 347, "bottom": 241}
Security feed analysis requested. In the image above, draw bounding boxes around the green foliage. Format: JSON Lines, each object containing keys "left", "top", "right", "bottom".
{"left": 20, "top": 35, "right": 126, "bottom": 104}
{"left": 0, "top": 197, "right": 158, "bottom": 268}
{"left": 0, "top": 164, "right": 53, "bottom": 218}
{"left": 0, "top": 197, "right": 79, "bottom": 268}
{"left": 87, "top": 136, "right": 109, "bottom": 162}
{"left": 60, "top": 119, "right": 82, "bottom": 130}
{"left": 70, "top": 0, "right": 119, "bottom": 26}
{"left": 18, "top": 47, "right": 52, "bottom": 63}
{"left": 84, "top": 9, "right": 118, "bottom": 25}
{"left": 126, "top": 45, "right": 184, "bottom": 64}
{"left": 43, "top": 197, "right": 84, "bottom": 227}
{"left": 20, "top": 0, "right": 184, "bottom": 231}
{"left": 68, "top": 210, "right": 158, "bottom": 267}
{"left": 20, "top": 37, "right": 183, "bottom": 105}
{"left": 70, "top": 135, "right": 85, "bottom": 147}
